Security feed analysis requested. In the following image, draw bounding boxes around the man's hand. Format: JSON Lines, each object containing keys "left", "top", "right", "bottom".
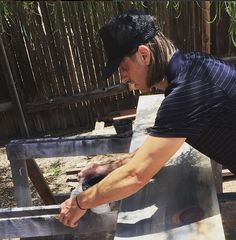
{"left": 78, "top": 153, "right": 135, "bottom": 181}
{"left": 78, "top": 163, "right": 109, "bottom": 181}
{"left": 59, "top": 197, "right": 87, "bottom": 228}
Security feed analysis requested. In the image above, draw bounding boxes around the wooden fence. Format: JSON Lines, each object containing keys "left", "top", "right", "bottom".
{"left": 0, "top": 1, "right": 235, "bottom": 144}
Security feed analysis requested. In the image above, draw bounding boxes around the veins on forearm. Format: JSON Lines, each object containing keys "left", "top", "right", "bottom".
{"left": 107, "top": 149, "right": 138, "bottom": 173}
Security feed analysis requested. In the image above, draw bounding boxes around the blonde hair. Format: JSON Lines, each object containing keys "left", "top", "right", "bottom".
{"left": 146, "top": 32, "right": 176, "bottom": 87}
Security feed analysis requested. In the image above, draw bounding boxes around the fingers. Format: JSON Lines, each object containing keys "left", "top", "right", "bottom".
{"left": 59, "top": 206, "right": 78, "bottom": 228}
{"left": 58, "top": 205, "right": 69, "bottom": 222}
{"left": 78, "top": 163, "right": 98, "bottom": 179}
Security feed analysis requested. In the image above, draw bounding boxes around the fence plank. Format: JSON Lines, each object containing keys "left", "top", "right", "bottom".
{"left": 7, "top": 135, "right": 131, "bottom": 160}
{"left": 25, "top": 84, "right": 129, "bottom": 113}
{"left": 0, "top": 207, "right": 117, "bottom": 238}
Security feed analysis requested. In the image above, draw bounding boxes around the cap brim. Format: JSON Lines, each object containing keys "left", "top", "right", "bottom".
{"left": 99, "top": 57, "right": 123, "bottom": 81}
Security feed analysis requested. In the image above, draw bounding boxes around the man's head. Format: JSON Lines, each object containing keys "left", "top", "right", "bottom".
{"left": 99, "top": 10, "right": 175, "bottom": 92}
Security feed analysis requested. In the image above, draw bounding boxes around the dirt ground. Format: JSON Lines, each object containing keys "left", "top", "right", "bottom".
{"left": 0, "top": 147, "right": 129, "bottom": 208}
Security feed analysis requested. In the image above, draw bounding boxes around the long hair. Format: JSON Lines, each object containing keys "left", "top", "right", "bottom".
{"left": 146, "top": 32, "right": 176, "bottom": 87}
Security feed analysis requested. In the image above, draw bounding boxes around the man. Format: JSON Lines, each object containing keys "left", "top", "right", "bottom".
{"left": 59, "top": 10, "right": 236, "bottom": 228}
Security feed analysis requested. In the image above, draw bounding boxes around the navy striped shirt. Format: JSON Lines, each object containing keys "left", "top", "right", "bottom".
{"left": 150, "top": 50, "right": 236, "bottom": 172}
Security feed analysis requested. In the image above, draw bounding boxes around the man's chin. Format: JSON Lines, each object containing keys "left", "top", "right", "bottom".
{"left": 140, "top": 88, "right": 151, "bottom": 94}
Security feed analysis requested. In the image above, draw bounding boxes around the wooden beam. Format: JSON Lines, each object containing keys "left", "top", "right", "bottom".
{"left": 25, "top": 83, "right": 129, "bottom": 113}
{"left": 98, "top": 108, "right": 136, "bottom": 122}
{"left": 0, "top": 205, "right": 117, "bottom": 238}
{"left": 9, "top": 158, "right": 32, "bottom": 207}
{"left": 7, "top": 134, "right": 131, "bottom": 206}
{"left": 66, "top": 177, "right": 78, "bottom": 182}
{"left": 26, "top": 159, "right": 57, "bottom": 205}
{"left": 7, "top": 135, "right": 131, "bottom": 160}
{"left": 0, "top": 204, "right": 60, "bottom": 218}
{"left": 114, "top": 95, "right": 225, "bottom": 240}
{"left": 66, "top": 168, "right": 82, "bottom": 175}
{"left": 113, "top": 114, "right": 136, "bottom": 121}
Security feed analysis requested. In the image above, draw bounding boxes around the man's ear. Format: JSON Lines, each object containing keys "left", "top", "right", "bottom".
{"left": 137, "top": 45, "right": 151, "bottom": 65}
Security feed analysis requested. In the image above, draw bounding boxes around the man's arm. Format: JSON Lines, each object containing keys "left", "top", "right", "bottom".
{"left": 78, "top": 150, "right": 137, "bottom": 180}
{"left": 59, "top": 136, "right": 186, "bottom": 227}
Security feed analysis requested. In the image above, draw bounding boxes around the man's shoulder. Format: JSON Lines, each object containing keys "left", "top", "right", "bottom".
{"left": 185, "top": 51, "right": 231, "bottom": 66}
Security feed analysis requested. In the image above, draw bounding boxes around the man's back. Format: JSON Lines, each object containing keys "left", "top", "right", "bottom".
{"left": 150, "top": 50, "right": 236, "bottom": 173}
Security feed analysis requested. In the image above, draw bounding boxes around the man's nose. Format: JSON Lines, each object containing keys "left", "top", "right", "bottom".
{"left": 120, "top": 72, "right": 128, "bottom": 83}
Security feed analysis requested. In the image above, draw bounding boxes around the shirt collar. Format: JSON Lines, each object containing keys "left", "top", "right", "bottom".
{"left": 166, "top": 49, "right": 186, "bottom": 83}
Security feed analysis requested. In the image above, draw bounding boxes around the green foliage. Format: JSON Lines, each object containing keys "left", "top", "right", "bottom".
{"left": 166, "top": 1, "right": 181, "bottom": 18}
{"left": 49, "top": 161, "right": 61, "bottom": 177}
{"left": 0, "top": 1, "right": 236, "bottom": 46}
{"left": 224, "top": 2, "right": 236, "bottom": 46}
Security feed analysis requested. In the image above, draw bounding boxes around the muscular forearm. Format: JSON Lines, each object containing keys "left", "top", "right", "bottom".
{"left": 106, "top": 149, "right": 138, "bottom": 173}
{"left": 77, "top": 136, "right": 185, "bottom": 210}
{"left": 78, "top": 154, "right": 146, "bottom": 209}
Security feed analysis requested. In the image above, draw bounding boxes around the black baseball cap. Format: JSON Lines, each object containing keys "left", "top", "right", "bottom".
{"left": 99, "top": 10, "right": 160, "bottom": 80}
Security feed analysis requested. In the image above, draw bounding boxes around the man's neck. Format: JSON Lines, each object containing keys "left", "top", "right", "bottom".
{"left": 153, "top": 78, "right": 169, "bottom": 91}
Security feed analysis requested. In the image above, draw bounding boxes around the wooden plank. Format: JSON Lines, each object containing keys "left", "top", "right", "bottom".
{"left": 0, "top": 205, "right": 59, "bottom": 218}
{"left": 66, "top": 168, "right": 81, "bottom": 175}
{"left": 26, "top": 159, "right": 57, "bottom": 205}
{"left": 25, "top": 84, "right": 129, "bottom": 113}
{"left": 98, "top": 108, "right": 136, "bottom": 122}
{"left": 66, "top": 177, "right": 78, "bottom": 183}
{"left": 0, "top": 205, "right": 117, "bottom": 238}
{"left": 113, "top": 114, "right": 136, "bottom": 121}
{"left": 115, "top": 95, "right": 225, "bottom": 240}
{"left": 9, "top": 159, "right": 32, "bottom": 207}
{"left": 6, "top": 135, "right": 131, "bottom": 160}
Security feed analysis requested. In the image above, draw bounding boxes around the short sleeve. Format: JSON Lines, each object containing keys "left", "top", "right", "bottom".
{"left": 149, "top": 80, "right": 228, "bottom": 139}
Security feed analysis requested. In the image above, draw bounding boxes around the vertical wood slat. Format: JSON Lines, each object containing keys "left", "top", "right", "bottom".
{"left": 56, "top": 2, "right": 76, "bottom": 95}
{"left": 64, "top": 3, "right": 90, "bottom": 127}
{"left": 60, "top": 3, "right": 79, "bottom": 93}
{"left": 71, "top": 2, "right": 94, "bottom": 126}
{"left": 46, "top": 3, "right": 74, "bottom": 131}
{"left": 67, "top": 3, "right": 86, "bottom": 93}
{"left": 32, "top": 4, "right": 58, "bottom": 98}
{"left": 201, "top": 1, "right": 211, "bottom": 53}
{"left": 17, "top": 6, "right": 47, "bottom": 101}
{"left": 56, "top": 3, "right": 79, "bottom": 128}
{"left": 76, "top": 3, "right": 96, "bottom": 125}
{"left": 39, "top": 2, "right": 66, "bottom": 96}
{"left": 83, "top": 2, "right": 107, "bottom": 119}
{"left": 31, "top": 9, "right": 54, "bottom": 99}
{"left": 34, "top": 3, "right": 60, "bottom": 97}
{"left": 9, "top": 4, "right": 37, "bottom": 103}
{"left": 52, "top": 3, "right": 73, "bottom": 96}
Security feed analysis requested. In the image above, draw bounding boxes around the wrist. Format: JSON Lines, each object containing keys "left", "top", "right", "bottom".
{"left": 75, "top": 196, "right": 87, "bottom": 211}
